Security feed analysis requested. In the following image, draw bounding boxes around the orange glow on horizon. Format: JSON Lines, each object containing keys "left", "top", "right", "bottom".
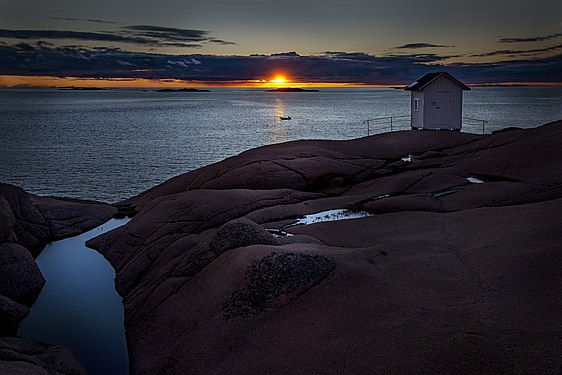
{"left": 0, "top": 75, "right": 560, "bottom": 89}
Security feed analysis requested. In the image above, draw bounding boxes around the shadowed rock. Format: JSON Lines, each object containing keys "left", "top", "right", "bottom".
{"left": 0, "top": 244, "right": 44, "bottom": 306}
{"left": 0, "top": 296, "right": 29, "bottom": 336}
{"left": 0, "top": 337, "right": 86, "bottom": 375}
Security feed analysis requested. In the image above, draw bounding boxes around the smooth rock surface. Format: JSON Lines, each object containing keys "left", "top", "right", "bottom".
{"left": 87, "top": 120, "right": 562, "bottom": 374}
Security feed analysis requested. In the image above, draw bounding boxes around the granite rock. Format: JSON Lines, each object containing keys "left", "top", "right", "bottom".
{"left": 87, "top": 120, "right": 562, "bottom": 374}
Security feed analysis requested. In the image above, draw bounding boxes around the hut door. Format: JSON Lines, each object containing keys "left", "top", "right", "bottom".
{"left": 436, "top": 91, "right": 450, "bottom": 127}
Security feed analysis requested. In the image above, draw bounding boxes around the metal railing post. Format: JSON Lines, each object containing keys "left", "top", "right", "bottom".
{"left": 390, "top": 117, "right": 393, "bottom": 132}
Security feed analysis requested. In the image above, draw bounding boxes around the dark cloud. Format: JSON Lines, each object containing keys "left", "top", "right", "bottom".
{"left": 0, "top": 29, "right": 147, "bottom": 44}
{"left": 269, "top": 51, "right": 300, "bottom": 57}
{"left": 471, "top": 44, "right": 562, "bottom": 57}
{"left": 50, "top": 17, "right": 117, "bottom": 24}
{"left": 322, "top": 52, "right": 377, "bottom": 61}
{"left": 121, "top": 25, "right": 235, "bottom": 46}
{"left": 499, "top": 33, "right": 562, "bottom": 43}
{"left": 383, "top": 52, "right": 463, "bottom": 63}
{"left": 0, "top": 26, "right": 235, "bottom": 48}
{"left": 0, "top": 43, "right": 560, "bottom": 84}
{"left": 395, "top": 43, "right": 452, "bottom": 49}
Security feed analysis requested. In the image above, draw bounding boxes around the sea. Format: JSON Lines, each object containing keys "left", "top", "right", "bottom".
{"left": 1, "top": 86, "right": 561, "bottom": 203}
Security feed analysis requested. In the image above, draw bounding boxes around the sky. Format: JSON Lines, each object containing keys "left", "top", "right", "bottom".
{"left": 0, "top": 0, "right": 561, "bottom": 86}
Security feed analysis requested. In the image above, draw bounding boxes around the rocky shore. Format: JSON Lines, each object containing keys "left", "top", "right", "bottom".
{"left": 85, "top": 120, "right": 561, "bottom": 374}
{"left": 0, "top": 183, "right": 115, "bottom": 374}
{"left": 2, "top": 120, "right": 562, "bottom": 374}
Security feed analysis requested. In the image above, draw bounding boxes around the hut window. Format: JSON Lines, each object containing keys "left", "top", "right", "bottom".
{"left": 414, "top": 98, "right": 419, "bottom": 111}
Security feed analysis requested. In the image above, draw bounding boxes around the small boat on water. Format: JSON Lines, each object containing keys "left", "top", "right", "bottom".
{"left": 279, "top": 116, "right": 292, "bottom": 120}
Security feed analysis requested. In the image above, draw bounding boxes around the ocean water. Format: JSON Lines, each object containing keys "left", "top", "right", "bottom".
{"left": 0, "top": 87, "right": 560, "bottom": 202}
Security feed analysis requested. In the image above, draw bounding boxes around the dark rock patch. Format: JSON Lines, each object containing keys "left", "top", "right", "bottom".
{"left": 223, "top": 252, "right": 335, "bottom": 318}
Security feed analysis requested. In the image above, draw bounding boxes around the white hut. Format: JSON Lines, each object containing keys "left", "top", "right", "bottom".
{"left": 404, "top": 72, "right": 470, "bottom": 131}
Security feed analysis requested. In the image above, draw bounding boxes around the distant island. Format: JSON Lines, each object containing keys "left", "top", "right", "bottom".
{"left": 156, "top": 88, "right": 210, "bottom": 92}
{"left": 58, "top": 87, "right": 107, "bottom": 91}
{"left": 267, "top": 87, "right": 319, "bottom": 92}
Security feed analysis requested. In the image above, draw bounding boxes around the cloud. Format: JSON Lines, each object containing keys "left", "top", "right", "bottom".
{"left": 470, "top": 43, "right": 562, "bottom": 57}
{"left": 0, "top": 25, "right": 235, "bottom": 48}
{"left": 50, "top": 17, "right": 117, "bottom": 24}
{"left": 322, "top": 52, "right": 377, "bottom": 61}
{"left": 395, "top": 43, "right": 452, "bottom": 49}
{"left": 383, "top": 52, "right": 462, "bottom": 63}
{"left": 0, "top": 29, "right": 147, "bottom": 44}
{"left": 120, "top": 25, "right": 236, "bottom": 46}
{"left": 0, "top": 43, "right": 560, "bottom": 84}
{"left": 269, "top": 51, "right": 300, "bottom": 57}
{"left": 498, "top": 33, "right": 562, "bottom": 43}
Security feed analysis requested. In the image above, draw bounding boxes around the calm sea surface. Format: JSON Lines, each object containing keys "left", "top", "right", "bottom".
{"left": 1, "top": 87, "right": 560, "bottom": 202}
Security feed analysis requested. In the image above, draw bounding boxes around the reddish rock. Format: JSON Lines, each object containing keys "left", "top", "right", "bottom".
{"left": 86, "top": 120, "right": 562, "bottom": 374}
{"left": 0, "top": 183, "right": 116, "bottom": 256}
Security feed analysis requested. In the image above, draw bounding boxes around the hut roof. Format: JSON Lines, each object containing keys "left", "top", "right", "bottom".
{"left": 404, "top": 72, "right": 471, "bottom": 91}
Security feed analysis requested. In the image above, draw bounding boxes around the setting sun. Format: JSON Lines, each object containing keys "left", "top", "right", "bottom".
{"left": 270, "top": 75, "right": 288, "bottom": 84}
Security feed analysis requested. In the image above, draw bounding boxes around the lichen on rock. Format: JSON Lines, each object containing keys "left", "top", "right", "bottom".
{"left": 223, "top": 252, "right": 335, "bottom": 318}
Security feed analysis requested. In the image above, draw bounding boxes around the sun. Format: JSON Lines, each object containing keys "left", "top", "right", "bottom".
{"left": 270, "top": 75, "right": 287, "bottom": 84}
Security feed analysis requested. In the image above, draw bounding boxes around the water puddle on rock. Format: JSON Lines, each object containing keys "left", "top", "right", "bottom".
{"left": 268, "top": 209, "right": 374, "bottom": 237}
{"left": 467, "top": 177, "right": 484, "bottom": 184}
{"left": 291, "top": 209, "right": 373, "bottom": 226}
{"left": 19, "top": 218, "right": 130, "bottom": 375}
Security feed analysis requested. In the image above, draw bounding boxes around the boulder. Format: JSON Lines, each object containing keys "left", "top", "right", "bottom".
{"left": 0, "top": 243, "right": 44, "bottom": 306}
{"left": 209, "top": 218, "right": 280, "bottom": 256}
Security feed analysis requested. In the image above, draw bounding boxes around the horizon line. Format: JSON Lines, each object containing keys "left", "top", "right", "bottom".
{"left": 1, "top": 75, "right": 561, "bottom": 89}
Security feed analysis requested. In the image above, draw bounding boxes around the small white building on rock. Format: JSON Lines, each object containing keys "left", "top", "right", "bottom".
{"left": 405, "top": 72, "right": 470, "bottom": 131}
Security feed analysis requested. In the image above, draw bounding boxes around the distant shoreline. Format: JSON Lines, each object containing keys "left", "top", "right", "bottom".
{"left": 267, "top": 87, "right": 320, "bottom": 92}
